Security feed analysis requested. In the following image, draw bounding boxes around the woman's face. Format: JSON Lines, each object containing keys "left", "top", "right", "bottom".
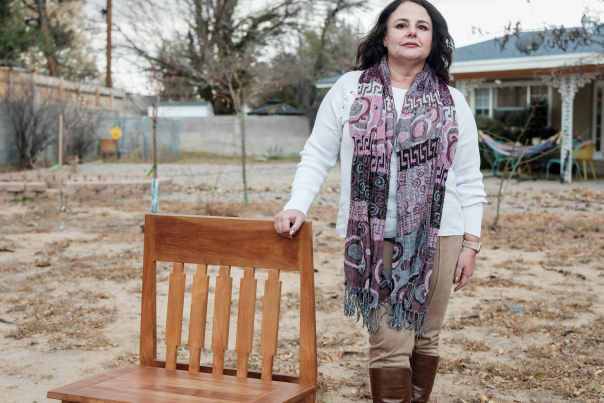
{"left": 383, "top": 1, "right": 433, "bottom": 65}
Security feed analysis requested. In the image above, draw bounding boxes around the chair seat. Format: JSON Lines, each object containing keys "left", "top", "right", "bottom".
{"left": 47, "top": 365, "right": 316, "bottom": 403}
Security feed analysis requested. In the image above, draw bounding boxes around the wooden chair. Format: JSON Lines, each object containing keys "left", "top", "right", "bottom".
{"left": 47, "top": 214, "right": 317, "bottom": 403}
{"left": 576, "top": 143, "right": 597, "bottom": 180}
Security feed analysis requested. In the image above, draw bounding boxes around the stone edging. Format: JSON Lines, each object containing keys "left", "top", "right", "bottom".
{"left": 0, "top": 173, "right": 173, "bottom": 200}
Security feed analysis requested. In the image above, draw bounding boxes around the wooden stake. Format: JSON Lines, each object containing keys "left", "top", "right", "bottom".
{"left": 59, "top": 114, "right": 63, "bottom": 167}
{"left": 59, "top": 114, "right": 63, "bottom": 209}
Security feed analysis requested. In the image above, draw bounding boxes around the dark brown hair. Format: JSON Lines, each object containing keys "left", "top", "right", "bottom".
{"left": 353, "top": 0, "right": 455, "bottom": 84}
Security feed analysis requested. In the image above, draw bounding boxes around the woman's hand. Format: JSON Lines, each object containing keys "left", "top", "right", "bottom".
{"left": 453, "top": 236, "right": 478, "bottom": 292}
{"left": 274, "top": 209, "right": 305, "bottom": 239}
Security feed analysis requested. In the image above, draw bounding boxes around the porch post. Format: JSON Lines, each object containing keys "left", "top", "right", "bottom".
{"left": 552, "top": 73, "right": 597, "bottom": 183}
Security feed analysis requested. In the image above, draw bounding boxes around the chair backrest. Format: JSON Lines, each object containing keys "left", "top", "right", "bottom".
{"left": 140, "top": 214, "right": 317, "bottom": 390}
{"left": 576, "top": 143, "right": 596, "bottom": 161}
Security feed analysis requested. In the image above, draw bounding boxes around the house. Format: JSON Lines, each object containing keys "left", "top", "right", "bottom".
{"left": 248, "top": 98, "right": 305, "bottom": 115}
{"left": 451, "top": 24, "right": 604, "bottom": 182}
{"left": 314, "top": 23, "right": 604, "bottom": 182}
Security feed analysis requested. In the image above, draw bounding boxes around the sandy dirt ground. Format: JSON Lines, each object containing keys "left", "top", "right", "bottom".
{"left": 2, "top": 161, "right": 604, "bottom": 403}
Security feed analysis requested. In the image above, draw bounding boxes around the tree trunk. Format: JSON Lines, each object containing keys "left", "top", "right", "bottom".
{"left": 36, "top": 0, "right": 57, "bottom": 77}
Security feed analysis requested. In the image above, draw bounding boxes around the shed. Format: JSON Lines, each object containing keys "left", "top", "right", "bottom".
{"left": 149, "top": 101, "right": 215, "bottom": 118}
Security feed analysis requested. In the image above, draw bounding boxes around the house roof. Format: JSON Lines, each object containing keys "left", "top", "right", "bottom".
{"left": 451, "top": 28, "right": 604, "bottom": 77}
{"left": 453, "top": 30, "right": 604, "bottom": 62}
{"left": 248, "top": 98, "right": 305, "bottom": 115}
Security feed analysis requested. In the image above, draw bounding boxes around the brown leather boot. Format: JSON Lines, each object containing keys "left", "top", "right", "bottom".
{"left": 409, "top": 353, "right": 440, "bottom": 402}
{"left": 369, "top": 367, "right": 412, "bottom": 403}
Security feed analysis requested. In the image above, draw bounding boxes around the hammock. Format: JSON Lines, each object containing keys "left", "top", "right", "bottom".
{"left": 478, "top": 131, "right": 561, "bottom": 158}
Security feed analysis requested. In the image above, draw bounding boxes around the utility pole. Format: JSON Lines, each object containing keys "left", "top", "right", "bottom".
{"left": 106, "top": 0, "right": 112, "bottom": 88}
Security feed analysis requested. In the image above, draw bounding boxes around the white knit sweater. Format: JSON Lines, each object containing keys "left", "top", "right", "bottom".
{"left": 284, "top": 71, "right": 487, "bottom": 238}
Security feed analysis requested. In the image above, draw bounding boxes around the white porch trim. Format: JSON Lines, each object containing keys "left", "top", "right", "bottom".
{"left": 451, "top": 52, "right": 603, "bottom": 75}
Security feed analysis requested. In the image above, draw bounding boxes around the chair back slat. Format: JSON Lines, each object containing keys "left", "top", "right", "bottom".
{"left": 235, "top": 267, "right": 258, "bottom": 378}
{"left": 165, "top": 262, "right": 186, "bottom": 370}
{"left": 260, "top": 269, "right": 282, "bottom": 381}
{"left": 150, "top": 215, "right": 304, "bottom": 271}
{"left": 187, "top": 264, "right": 210, "bottom": 373}
{"left": 211, "top": 265, "right": 233, "bottom": 375}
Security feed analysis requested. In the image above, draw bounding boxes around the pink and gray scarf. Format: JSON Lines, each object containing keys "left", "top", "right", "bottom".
{"left": 343, "top": 56, "right": 459, "bottom": 336}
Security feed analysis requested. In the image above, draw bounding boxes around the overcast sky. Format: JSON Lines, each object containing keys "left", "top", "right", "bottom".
{"left": 96, "top": 0, "right": 599, "bottom": 93}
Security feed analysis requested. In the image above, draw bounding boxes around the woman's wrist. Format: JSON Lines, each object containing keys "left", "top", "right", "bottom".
{"left": 463, "top": 233, "right": 480, "bottom": 243}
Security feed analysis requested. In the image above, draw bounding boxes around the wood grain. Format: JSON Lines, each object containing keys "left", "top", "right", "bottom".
{"left": 48, "top": 365, "right": 315, "bottom": 403}
{"left": 140, "top": 214, "right": 157, "bottom": 367}
{"left": 235, "top": 267, "right": 257, "bottom": 378}
{"left": 211, "top": 266, "right": 233, "bottom": 375}
{"left": 260, "top": 269, "right": 282, "bottom": 381}
{"left": 297, "top": 222, "right": 318, "bottom": 403}
{"left": 165, "top": 262, "right": 186, "bottom": 370}
{"left": 150, "top": 215, "right": 304, "bottom": 271}
{"left": 153, "top": 360, "right": 300, "bottom": 383}
{"left": 187, "top": 264, "right": 210, "bottom": 373}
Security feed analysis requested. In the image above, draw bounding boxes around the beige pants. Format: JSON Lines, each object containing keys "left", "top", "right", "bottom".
{"left": 369, "top": 235, "right": 463, "bottom": 368}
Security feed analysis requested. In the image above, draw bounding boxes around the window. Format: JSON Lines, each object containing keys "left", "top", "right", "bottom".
{"left": 495, "top": 86, "right": 528, "bottom": 109}
{"left": 530, "top": 85, "right": 548, "bottom": 103}
{"left": 475, "top": 88, "right": 490, "bottom": 117}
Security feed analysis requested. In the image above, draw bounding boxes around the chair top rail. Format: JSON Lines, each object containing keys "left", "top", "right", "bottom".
{"left": 146, "top": 214, "right": 311, "bottom": 272}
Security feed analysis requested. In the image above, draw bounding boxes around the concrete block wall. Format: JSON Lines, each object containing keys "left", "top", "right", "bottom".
{"left": 179, "top": 115, "right": 310, "bottom": 157}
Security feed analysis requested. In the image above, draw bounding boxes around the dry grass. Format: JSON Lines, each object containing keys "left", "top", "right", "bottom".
{"left": 444, "top": 297, "right": 595, "bottom": 336}
{"left": 439, "top": 317, "right": 604, "bottom": 400}
{"left": 482, "top": 210, "right": 604, "bottom": 267}
{"left": 6, "top": 292, "right": 117, "bottom": 350}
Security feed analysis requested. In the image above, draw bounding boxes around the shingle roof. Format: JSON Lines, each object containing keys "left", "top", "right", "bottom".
{"left": 453, "top": 29, "right": 604, "bottom": 63}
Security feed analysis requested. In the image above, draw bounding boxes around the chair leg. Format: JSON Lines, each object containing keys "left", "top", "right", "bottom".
{"left": 591, "top": 161, "right": 598, "bottom": 180}
{"left": 546, "top": 161, "right": 553, "bottom": 180}
{"left": 575, "top": 162, "right": 584, "bottom": 181}
{"left": 583, "top": 161, "right": 588, "bottom": 180}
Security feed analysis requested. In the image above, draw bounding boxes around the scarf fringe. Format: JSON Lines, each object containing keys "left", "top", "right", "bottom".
{"left": 344, "top": 284, "right": 428, "bottom": 337}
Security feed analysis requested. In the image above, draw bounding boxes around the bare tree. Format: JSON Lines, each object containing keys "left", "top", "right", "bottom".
{"left": 273, "top": 18, "right": 363, "bottom": 126}
{"left": 118, "top": 0, "right": 310, "bottom": 205}
{"left": 1, "top": 77, "right": 59, "bottom": 168}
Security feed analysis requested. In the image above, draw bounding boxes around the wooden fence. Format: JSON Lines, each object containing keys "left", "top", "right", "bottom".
{"left": 0, "top": 67, "right": 127, "bottom": 110}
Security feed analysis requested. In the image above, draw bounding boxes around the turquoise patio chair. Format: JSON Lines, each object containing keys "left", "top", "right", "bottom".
{"left": 546, "top": 142, "right": 584, "bottom": 181}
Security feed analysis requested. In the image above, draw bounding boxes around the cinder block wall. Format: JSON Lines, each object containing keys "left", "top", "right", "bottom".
{"left": 179, "top": 115, "right": 311, "bottom": 157}
{"left": 0, "top": 106, "right": 154, "bottom": 167}
{"left": 0, "top": 108, "right": 18, "bottom": 166}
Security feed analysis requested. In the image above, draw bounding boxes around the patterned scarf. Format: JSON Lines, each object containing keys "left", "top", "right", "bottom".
{"left": 343, "top": 56, "right": 459, "bottom": 336}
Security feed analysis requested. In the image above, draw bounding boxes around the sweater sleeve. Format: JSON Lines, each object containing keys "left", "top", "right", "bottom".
{"left": 450, "top": 88, "right": 487, "bottom": 238}
{"left": 282, "top": 77, "right": 348, "bottom": 216}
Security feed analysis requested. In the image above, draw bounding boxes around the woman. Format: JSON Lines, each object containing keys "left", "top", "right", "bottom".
{"left": 274, "top": 1, "right": 486, "bottom": 402}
